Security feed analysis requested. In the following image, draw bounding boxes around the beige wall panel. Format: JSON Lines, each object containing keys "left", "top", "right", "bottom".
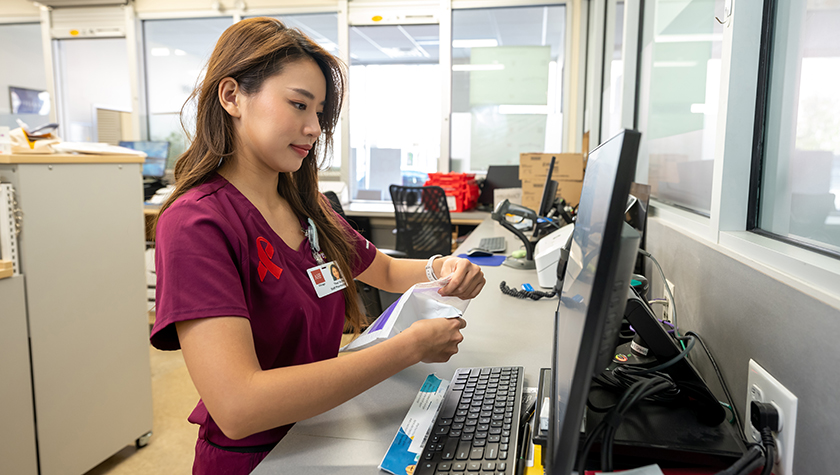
{"left": 134, "top": 0, "right": 337, "bottom": 13}
{"left": 0, "top": 0, "right": 40, "bottom": 17}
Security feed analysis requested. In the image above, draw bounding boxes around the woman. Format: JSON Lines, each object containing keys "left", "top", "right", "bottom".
{"left": 150, "top": 17, "right": 485, "bottom": 474}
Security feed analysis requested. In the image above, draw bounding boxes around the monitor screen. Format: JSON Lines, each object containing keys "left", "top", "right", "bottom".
{"left": 478, "top": 165, "right": 521, "bottom": 206}
{"left": 537, "top": 156, "right": 558, "bottom": 217}
{"left": 547, "top": 129, "right": 642, "bottom": 474}
{"left": 119, "top": 141, "right": 170, "bottom": 178}
{"left": 9, "top": 86, "right": 50, "bottom": 115}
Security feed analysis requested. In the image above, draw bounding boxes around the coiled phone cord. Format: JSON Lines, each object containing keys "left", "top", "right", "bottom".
{"left": 499, "top": 281, "right": 557, "bottom": 300}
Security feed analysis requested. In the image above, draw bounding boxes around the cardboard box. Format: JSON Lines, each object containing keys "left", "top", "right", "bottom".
{"left": 521, "top": 179, "right": 584, "bottom": 210}
{"left": 519, "top": 153, "right": 585, "bottom": 182}
{"left": 0, "top": 260, "right": 12, "bottom": 279}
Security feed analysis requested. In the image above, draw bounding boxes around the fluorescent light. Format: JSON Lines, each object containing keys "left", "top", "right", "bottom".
{"left": 151, "top": 47, "right": 170, "bottom": 57}
{"left": 499, "top": 105, "right": 549, "bottom": 115}
{"left": 690, "top": 103, "right": 707, "bottom": 114}
{"left": 452, "top": 39, "right": 498, "bottom": 48}
{"left": 452, "top": 64, "right": 505, "bottom": 71}
{"left": 174, "top": 49, "right": 186, "bottom": 56}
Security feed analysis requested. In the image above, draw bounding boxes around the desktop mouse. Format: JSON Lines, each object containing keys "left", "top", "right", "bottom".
{"left": 467, "top": 248, "right": 494, "bottom": 258}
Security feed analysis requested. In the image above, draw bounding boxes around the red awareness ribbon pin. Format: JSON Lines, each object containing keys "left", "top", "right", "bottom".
{"left": 256, "top": 237, "right": 283, "bottom": 282}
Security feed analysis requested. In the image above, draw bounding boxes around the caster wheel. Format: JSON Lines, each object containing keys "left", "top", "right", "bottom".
{"left": 136, "top": 431, "right": 153, "bottom": 449}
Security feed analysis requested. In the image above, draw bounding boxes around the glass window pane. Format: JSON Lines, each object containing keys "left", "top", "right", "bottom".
{"left": 56, "top": 38, "right": 131, "bottom": 142}
{"left": 144, "top": 17, "right": 233, "bottom": 169}
{"left": 249, "top": 13, "right": 341, "bottom": 170}
{"left": 758, "top": 1, "right": 840, "bottom": 254}
{"left": 639, "top": 0, "right": 723, "bottom": 216}
{"left": 451, "top": 6, "right": 566, "bottom": 172}
{"left": 602, "top": 1, "right": 625, "bottom": 140}
{"left": 350, "top": 24, "right": 440, "bottom": 200}
{"left": 0, "top": 23, "right": 49, "bottom": 130}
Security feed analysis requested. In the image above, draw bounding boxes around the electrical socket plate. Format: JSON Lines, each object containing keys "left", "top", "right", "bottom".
{"left": 745, "top": 359, "right": 797, "bottom": 475}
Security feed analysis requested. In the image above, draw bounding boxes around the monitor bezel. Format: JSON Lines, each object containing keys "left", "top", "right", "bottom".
{"left": 547, "top": 129, "right": 642, "bottom": 475}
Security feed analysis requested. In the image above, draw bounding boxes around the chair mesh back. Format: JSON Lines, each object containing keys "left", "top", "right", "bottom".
{"left": 389, "top": 185, "right": 452, "bottom": 259}
{"left": 323, "top": 191, "right": 345, "bottom": 218}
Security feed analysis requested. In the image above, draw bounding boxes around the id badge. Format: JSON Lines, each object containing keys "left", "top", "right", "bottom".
{"left": 306, "top": 261, "right": 347, "bottom": 298}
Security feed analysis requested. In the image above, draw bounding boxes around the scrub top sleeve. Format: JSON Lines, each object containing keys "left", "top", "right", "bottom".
{"left": 151, "top": 203, "right": 249, "bottom": 350}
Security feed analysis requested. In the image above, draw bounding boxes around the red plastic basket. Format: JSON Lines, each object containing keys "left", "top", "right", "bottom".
{"left": 424, "top": 173, "right": 479, "bottom": 212}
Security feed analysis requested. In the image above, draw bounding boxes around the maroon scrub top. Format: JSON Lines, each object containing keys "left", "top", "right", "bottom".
{"left": 150, "top": 173, "right": 377, "bottom": 453}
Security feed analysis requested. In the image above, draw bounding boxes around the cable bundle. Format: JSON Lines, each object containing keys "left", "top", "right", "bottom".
{"left": 577, "top": 374, "right": 677, "bottom": 473}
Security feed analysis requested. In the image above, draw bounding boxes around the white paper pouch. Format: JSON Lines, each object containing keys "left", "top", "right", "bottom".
{"left": 340, "top": 276, "right": 470, "bottom": 352}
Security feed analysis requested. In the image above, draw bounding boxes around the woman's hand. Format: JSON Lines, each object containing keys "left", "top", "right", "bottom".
{"left": 401, "top": 317, "right": 467, "bottom": 363}
{"left": 436, "top": 256, "right": 486, "bottom": 299}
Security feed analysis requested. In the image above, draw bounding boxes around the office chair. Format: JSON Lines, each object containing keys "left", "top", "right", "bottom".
{"left": 322, "top": 191, "right": 388, "bottom": 324}
{"left": 389, "top": 185, "right": 453, "bottom": 259}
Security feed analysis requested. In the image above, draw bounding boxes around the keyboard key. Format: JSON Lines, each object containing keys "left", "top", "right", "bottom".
{"left": 485, "top": 443, "right": 499, "bottom": 459}
{"left": 470, "top": 447, "right": 485, "bottom": 460}
{"left": 442, "top": 439, "right": 458, "bottom": 460}
{"left": 441, "top": 390, "right": 463, "bottom": 419}
{"left": 438, "top": 462, "right": 451, "bottom": 471}
{"left": 456, "top": 441, "right": 471, "bottom": 460}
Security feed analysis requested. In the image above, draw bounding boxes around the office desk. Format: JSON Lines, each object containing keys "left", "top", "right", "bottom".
{"left": 344, "top": 201, "right": 490, "bottom": 251}
{"left": 143, "top": 202, "right": 489, "bottom": 244}
{"left": 345, "top": 201, "right": 489, "bottom": 226}
{"left": 253, "top": 217, "right": 553, "bottom": 474}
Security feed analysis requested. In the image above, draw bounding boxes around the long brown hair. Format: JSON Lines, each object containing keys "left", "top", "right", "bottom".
{"left": 155, "top": 17, "right": 367, "bottom": 333}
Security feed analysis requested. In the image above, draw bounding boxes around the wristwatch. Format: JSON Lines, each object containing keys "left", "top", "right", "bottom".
{"left": 425, "top": 254, "right": 442, "bottom": 281}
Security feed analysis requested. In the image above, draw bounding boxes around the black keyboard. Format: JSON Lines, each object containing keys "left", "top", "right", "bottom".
{"left": 416, "top": 366, "right": 524, "bottom": 475}
{"left": 478, "top": 237, "right": 506, "bottom": 253}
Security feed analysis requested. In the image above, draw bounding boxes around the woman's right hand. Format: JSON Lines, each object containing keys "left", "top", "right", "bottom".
{"left": 401, "top": 317, "right": 467, "bottom": 364}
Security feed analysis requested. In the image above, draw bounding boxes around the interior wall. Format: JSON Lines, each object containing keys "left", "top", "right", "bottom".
{"left": 644, "top": 217, "right": 840, "bottom": 474}
{"left": 0, "top": 0, "right": 39, "bottom": 17}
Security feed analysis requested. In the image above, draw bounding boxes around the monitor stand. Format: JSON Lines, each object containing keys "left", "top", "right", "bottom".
{"left": 502, "top": 257, "right": 536, "bottom": 269}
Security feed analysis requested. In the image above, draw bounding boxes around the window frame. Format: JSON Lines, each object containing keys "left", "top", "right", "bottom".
{"left": 622, "top": 0, "right": 840, "bottom": 306}
{"left": 745, "top": 0, "right": 840, "bottom": 261}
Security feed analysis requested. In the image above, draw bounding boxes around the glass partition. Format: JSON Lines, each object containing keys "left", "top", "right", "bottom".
{"left": 349, "top": 24, "right": 440, "bottom": 200}
{"left": 0, "top": 23, "right": 49, "bottom": 131}
{"left": 757, "top": 1, "right": 840, "bottom": 255}
{"left": 638, "top": 0, "right": 723, "bottom": 216}
{"left": 143, "top": 17, "right": 233, "bottom": 169}
{"left": 451, "top": 5, "right": 566, "bottom": 172}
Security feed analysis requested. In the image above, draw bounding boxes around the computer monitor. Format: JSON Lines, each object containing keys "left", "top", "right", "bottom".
{"left": 547, "top": 129, "right": 643, "bottom": 474}
{"left": 478, "top": 165, "right": 521, "bottom": 206}
{"left": 537, "top": 156, "right": 559, "bottom": 218}
{"left": 119, "top": 141, "right": 170, "bottom": 178}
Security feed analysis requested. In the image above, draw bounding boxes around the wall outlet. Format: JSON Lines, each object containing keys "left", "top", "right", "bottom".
{"left": 746, "top": 359, "right": 797, "bottom": 475}
{"left": 664, "top": 279, "right": 676, "bottom": 321}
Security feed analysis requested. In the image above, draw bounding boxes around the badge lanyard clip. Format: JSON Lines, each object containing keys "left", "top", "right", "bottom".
{"left": 304, "top": 217, "right": 327, "bottom": 265}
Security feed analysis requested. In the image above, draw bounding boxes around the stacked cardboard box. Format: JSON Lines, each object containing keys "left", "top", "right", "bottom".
{"left": 519, "top": 152, "right": 585, "bottom": 211}
{"left": 0, "top": 260, "right": 13, "bottom": 279}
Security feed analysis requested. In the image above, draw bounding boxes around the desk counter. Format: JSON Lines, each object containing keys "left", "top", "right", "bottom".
{"left": 0, "top": 153, "right": 145, "bottom": 164}
{"left": 345, "top": 201, "right": 489, "bottom": 226}
{"left": 254, "top": 217, "right": 552, "bottom": 474}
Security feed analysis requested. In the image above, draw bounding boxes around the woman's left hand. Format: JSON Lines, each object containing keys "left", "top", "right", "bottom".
{"left": 437, "top": 256, "right": 486, "bottom": 300}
